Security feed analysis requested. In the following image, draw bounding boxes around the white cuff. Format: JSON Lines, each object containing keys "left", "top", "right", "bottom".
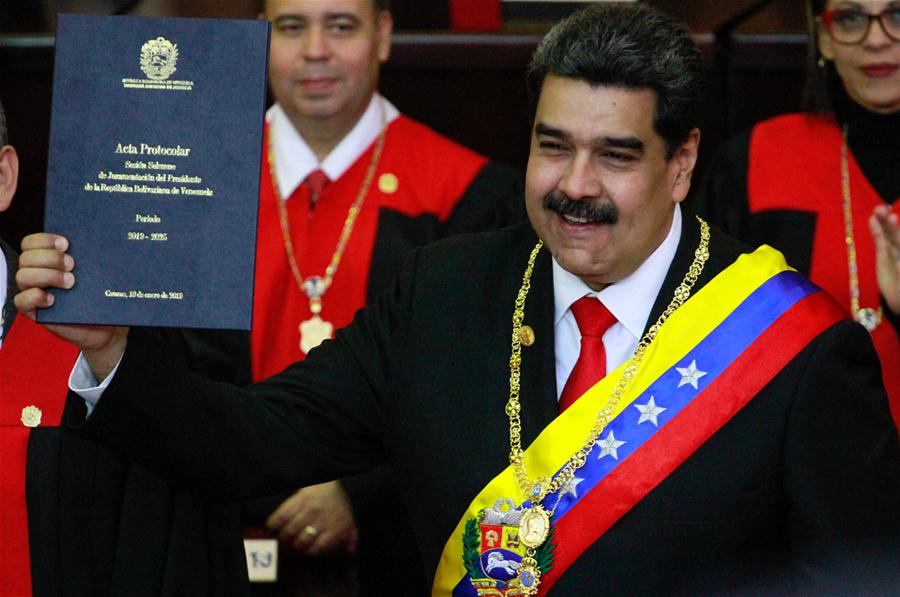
{"left": 68, "top": 352, "right": 124, "bottom": 417}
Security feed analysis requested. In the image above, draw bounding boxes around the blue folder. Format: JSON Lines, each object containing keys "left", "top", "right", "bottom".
{"left": 39, "top": 13, "right": 269, "bottom": 330}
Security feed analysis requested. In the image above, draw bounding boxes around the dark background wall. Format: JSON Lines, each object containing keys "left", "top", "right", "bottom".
{"left": 1, "top": 0, "right": 808, "bottom": 249}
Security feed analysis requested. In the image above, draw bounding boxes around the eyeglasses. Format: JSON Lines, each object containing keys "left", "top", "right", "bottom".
{"left": 820, "top": 7, "right": 900, "bottom": 44}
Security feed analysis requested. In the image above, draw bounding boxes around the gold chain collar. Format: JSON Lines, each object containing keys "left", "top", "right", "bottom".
{"left": 268, "top": 104, "right": 388, "bottom": 314}
{"left": 840, "top": 125, "right": 883, "bottom": 332}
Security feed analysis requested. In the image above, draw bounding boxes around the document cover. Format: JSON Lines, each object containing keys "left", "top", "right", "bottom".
{"left": 39, "top": 14, "right": 269, "bottom": 329}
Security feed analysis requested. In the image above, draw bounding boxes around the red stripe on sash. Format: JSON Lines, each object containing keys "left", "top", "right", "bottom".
{"left": 539, "top": 291, "right": 845, "bottom": 593}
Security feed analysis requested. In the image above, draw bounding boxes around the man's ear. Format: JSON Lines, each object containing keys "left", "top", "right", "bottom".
{"left": 0, "top": 145, "right": 19, "bottom": 213}
{"left": 671, "top": 128, "right": 700, "bottom": 204}
{"left": 376, "top": 9, "right": 393, "bottom": 63}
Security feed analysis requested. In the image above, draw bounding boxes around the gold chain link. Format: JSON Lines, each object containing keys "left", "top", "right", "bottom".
{"left": 840, "top": 125, "right": 882, "bottom": 331}
{"left": 268, "top": 104, "right": 387, "bottom": 303}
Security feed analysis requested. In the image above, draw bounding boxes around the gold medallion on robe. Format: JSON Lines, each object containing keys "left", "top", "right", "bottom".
{"left": 21, "top": 405, "right": 43, "bottom": 428}
{"left": 378, "top": 173, "right": 399, "bottom": 194}
{"left": 299, "top": 315, "right": 334, "bottom": 354}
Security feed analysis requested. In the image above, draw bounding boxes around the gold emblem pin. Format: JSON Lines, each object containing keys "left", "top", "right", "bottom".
{"left": 519, "top": 325, "right": 536, "bottom": 346}
{"left": 21, "top": 405, "right": 43, "bottom": 428}
{"left": 378, "top": 173, "right": 399, "bottom": 194}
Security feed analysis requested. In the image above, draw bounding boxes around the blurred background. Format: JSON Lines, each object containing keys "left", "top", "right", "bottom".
{"left": 1, "top": 0, "right": 808, "bottom": 248}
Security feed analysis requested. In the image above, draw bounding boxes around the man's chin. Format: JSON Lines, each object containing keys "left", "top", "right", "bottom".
{"left": 553, "top": 251, "right": 616, "bottom": 288}
{"left": 293, "top": 99, "right": 345, "bottom": 121}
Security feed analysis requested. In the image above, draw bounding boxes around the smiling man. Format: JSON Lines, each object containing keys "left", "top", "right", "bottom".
{"left": 526, "top": 79, "right": 697, "bottom": 288}
{"left": 17, "top": 4, "right": 900, "bottom": 594}
{"left": 264, "top": 0, "right": 388, "bottom": 160}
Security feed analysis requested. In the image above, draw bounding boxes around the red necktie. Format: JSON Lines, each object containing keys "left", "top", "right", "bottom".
{"left": 558, "top": 297, "right": 618, "bottom": 413}
{"left": 304, "top": 169, "right": 330, "bottom": 205}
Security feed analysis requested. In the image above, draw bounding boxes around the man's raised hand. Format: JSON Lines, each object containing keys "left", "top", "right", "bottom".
{"left": 15, "top": 232, "right": 128, "bottom": 381}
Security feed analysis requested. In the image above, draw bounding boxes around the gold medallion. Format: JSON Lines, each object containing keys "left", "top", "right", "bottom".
{"left": 299, "top": 315, "right": 334, "bottom": 354}
{"left": 21, "top": 405, "right": 43, "bottom": 428}
{"left": 378, "top": 172, "right": 399, "bottom": 194}
{"left": 519, "top": 324, "right": 536, "bottom": 346}
{"left": 518, "top": 506, "right": 550, "bottom": 548}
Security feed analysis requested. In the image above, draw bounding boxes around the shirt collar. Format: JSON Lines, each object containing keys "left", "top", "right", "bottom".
{"left": 552, "top": 204, "right": 682, "bottom": 339}
{"left": 266, "top": 93, "right": 400, "bottom": 200}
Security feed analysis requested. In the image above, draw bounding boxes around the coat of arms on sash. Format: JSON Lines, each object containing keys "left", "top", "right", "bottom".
{"left": 462, "top": 499, "right": 554, "bottom": 596}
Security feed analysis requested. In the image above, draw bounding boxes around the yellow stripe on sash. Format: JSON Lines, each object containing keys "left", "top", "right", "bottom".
{"left": 432, "top": 245, "right": 792, "bottom": 595}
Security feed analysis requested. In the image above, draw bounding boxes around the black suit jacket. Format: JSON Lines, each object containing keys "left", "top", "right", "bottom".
{"left": 71, "top": 215, "right": 900, "bottom": 594}
{"left": 174, "top": 160, "right": 524, "bottom": 595}
{"left": 2, "top": 238, "right": 17, "bottom": 341}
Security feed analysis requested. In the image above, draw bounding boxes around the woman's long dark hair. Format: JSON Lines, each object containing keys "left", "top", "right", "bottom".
{"left": 803, "top": 0, "right": 839, "bottom": 113}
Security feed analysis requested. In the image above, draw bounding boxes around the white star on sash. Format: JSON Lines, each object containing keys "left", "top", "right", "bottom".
{"left": 563, "top": 476, "right": 585, "bottom": 498}
{"left": 635, "top": 396, "right": 667, "bottom": 426}
{"left": 597, "top": 431, "right": 626, "bottom": 460}
{"left": 676, "top": 359, "right": 707, "bottom": 389}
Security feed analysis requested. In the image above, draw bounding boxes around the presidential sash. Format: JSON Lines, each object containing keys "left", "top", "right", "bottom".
{"left": 432, "top": 245, "right": 847, "bottom": 596}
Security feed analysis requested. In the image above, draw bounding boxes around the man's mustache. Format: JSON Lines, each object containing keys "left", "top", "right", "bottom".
{"left": 544, "top": 192, "right": 619, "bottom": 224}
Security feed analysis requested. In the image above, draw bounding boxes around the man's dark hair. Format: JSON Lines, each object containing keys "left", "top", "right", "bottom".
{"left": 526, "top": 3, "right": 704, "bottom": 159}
{"left": 0, "top": 98, "right": 7, "bottom": 147}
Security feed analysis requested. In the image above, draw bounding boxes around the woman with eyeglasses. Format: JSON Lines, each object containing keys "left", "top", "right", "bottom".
{"left": 697, "top": 0, "right": 900, "bottom": 429}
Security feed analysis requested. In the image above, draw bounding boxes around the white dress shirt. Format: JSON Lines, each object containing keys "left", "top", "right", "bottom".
{"left": 268, "top": 94, "right": 400, "bottom": 200}
{"left": 552, "top": 205, "right": 682, "bottom": 399}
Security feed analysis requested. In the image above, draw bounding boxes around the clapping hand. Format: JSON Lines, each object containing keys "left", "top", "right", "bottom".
{"left": 869, "top": 205, "right": 900, "bottom": 316}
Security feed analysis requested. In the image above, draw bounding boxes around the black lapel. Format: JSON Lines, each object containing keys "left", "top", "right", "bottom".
{"left": 518, "top": 237, "right": 560, "bottom": 447}
{"left": 645, "top": 210, "right": 746, "bottom": 334}
{"left": 644, "top": 210, "right": 753, "bottom": 334}
{"left": 645, "top": 212, "right": 700, "bottom": 332}
{"left": 1, "top": 237, "right": 17, "bottom": 341}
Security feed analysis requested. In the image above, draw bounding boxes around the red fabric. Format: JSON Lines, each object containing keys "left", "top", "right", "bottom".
{"left": 0, "top": 422, "right": 30, "bottom": 597}
{"left": 449, "top": 0, "right": 501, "bottom": 31}
{"left": 749, "top": 114, "right": 900, "bottom": 427}
{"left": 539, "top": 291, "right": 846, "bottom": 594}
{"left": 558, "top": 297, "right": 617, "bottom": 413}
{"left": 251, "top": 116, "right": 488, "bottom": 381}
{"left": 0, "top": 315, "right": 79, "bottom": 597}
